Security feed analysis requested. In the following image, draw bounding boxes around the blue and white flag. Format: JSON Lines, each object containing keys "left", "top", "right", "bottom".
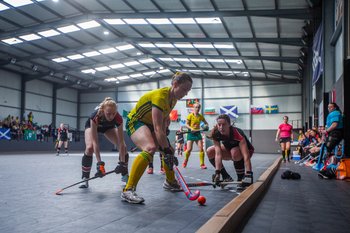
{"left": 220, "top": 105, "right": 238, "bottom": 119}
{"left": 312, "top": 23, "right": 323, "bottom": 86}
{"left": 0, "top": 128, "right": 11, "bottom": 140}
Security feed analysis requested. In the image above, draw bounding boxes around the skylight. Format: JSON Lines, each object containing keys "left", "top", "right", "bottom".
{"left": 99, "top": 48, "right": 118, "bottom": 54}
{"left": 195, "top": 17, "right": 222, "bottom": 24}
{"left": 173, "top": 58, "right": 190, "bottom": 62}
{"left": 190, "top": 58, "right": 207, "bottom": 62}
{"left": 123, "top": 18, "right": 148, "bottom": 25}
{"left": 157, "top": 69, "right": 171, "bottom": 73}
{"left": 143, "top": 71, "right": 156, "bottom": 76}
{"left": 4, "top": 0, "right": 32, "bottom": 7}
{"left": 116, "top": 44, "right": 135, "bottom": 51}
{"left": 159, "top": 58, "right": 173, "bottom": 61}
{"left": 207, "top": 59, "right": 225, "bottom": 63}
{"left": 170, "top": 18, "right": 196, "bottom": 24}
{"left": 214, "top": 44, "right": 235, "bottom": 49}
{"left": 225, "top": 59, "right": 243, "bottom": 64}
{"left": 52, "top": 57, "right": 68, "bottom": 63}
{"left": 103, "top": 19, "right": 125, "bottom": 25}
{"left": 38, "top": 29, "right": 60, "bottom": 37}
{"left": 67, "top": 54, "right": 84, "bottom": 60}
{"left": 2, "top": 38, "right": 23, "bottom": 45}
{"left": 105, "top": 77, "right": 118, "bottom": 82}
{"left": 83, "top": 51, "right": 101, "bottom": 57}
{"left": 19, "top": 34, "right": 41, "bottom": 41}
{"left": 77, "top": 20, "right": 100, "bottom": 29}
{"left": 57, "top": 25, "right": 80, "bottom": 33}
{"left": 146, "top": 18, "right": 171, "bottom": 25}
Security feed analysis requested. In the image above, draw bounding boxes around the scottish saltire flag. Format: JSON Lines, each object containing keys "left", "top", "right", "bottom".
{"left": 265, "top": 105, "right": 278, "bottom": 114}
{"left": 204, "top": 107, "right": 216, "bottom": 115}
{"left": 0, "top": 128, "right": 11, "bottom": 140}
{"left": 251, "top": 107, "right": 264, "bottom": 114}
{"left": 220, "top": 105, "right": 238, "bottom": 119}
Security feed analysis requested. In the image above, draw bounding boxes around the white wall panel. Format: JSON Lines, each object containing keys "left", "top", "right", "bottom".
{"left": 25, "top": 93, "right": 52, "bottom": 112}
{"left": 118, "top": 102, "right": 137, "bottom": 113}
{"left": 0, "top": 106, "right": 20, "bottom": 120}
{"left": 57, "top": 100, "right": 77, "bottom": 116}
{"left": 118, "top": 90, "right": 151, "bottom": 102}
{"left": 205, "top": 86, "right": 250, "bottom": 98}
{"left": 29, "top": 111, "right": 51, "bottom": 125}
{"left": 253, "top": 113, "right": 302, "bottom": 129}
{"left": 56, "top": 115, "right": 77, "bottom": 129}
{"left": 0, "top": 69, "right": 21, "bottom": 88}
{"left": 80, "top": 92, "right": 116, "bottom": 103}
{"left": 0, "top": 87, "right": 21, "bottom": 108}
{"left": 204, "top": 79, "right": 250, "bottom": 87}
{"left": 253, "top": 83, "right": 301, "bottom": 96}
{"left": 80, "top": 103, "right": 99, "bottom": 117}
{"left": 118, "top": 82, "right": 157, "bottom": 91}
{"left": 57, "top": 88, "right": 78, "bottom": 102}
{"left": 26, "top": 80, "right": 52, "bottom": 96}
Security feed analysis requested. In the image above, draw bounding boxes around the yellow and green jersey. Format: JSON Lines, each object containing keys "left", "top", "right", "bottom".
{"left": 128, "top": 87, "right": 176, "bottom": 126}
{"left": 187, "top": 113, "right": 205, "bottom": 130}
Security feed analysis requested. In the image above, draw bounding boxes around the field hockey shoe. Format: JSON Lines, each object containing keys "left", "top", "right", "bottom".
{"left": 200, "top": 164, "right": 207, "bottom": 169}
{"left": 147, "top": 167, "right": 153, "bottom": 174}
{"left": 121, "top": 189, "right": 145, "bottom": 204}
{"left": 163, "top": 179, "right": 182, "bottom": 192}
{"left": 78, "top": 178, "right": 89, "bottom": 189}
{"left": 182, "top": 159, "right": 188, "bottom": 168}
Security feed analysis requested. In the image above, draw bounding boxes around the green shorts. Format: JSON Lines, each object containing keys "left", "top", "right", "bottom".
{"left": 187, "top": 131, "right": 202, "bottom": 141}
{"left": 126, "top": 117, "right": 154, "bottom": 137}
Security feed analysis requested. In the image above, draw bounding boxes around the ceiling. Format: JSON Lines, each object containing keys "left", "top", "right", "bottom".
{"left": 0, "top": 0, "right": 321, "bottom": 90}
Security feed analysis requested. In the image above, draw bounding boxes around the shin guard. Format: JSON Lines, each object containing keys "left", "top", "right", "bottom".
{"left": 234, "top": 159, "right": 245, "bottom": 181}
{"left": 81, "top": 154, "right": 93, "bottom": 179}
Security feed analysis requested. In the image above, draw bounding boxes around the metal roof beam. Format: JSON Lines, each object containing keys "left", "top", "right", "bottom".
{"left": 0, "top": 9, "right": 313, "bottom": 39}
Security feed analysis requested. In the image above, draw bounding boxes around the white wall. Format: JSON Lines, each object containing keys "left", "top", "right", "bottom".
{"left": 56, "top": 88, "right": 78, "bottom": 128}
{"left": 0, "top": 70, "right": 21, "bottom": 119}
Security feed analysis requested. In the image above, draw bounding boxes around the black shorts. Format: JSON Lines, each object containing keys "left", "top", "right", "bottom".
{"left": 60, "top": 136, "right": 68, "bottom": 142}
{"left": 85, "top": 119, "right": 115, "bottom": 134}
{"left": 280, "top": 137, "right": 291, "bottom": 143}
{"left": 326, "top": 129, "right": 343, "bottom": 152}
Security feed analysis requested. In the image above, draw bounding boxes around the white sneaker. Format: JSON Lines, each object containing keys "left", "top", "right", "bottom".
{"left": 78, "top": 178, "right": 89, "bottom": 188}
{"left": 163, "top": 180, "right": 182, "bottom": 192}
{"left": 121, "top": 189, "right": 145, "bottom": 204}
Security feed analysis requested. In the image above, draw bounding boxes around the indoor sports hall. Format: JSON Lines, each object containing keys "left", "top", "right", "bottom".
{"left": 0, "top": 1, "right": 349, "bottom": 233}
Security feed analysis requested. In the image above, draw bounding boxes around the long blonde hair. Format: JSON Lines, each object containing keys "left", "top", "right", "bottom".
{"left": 97, "top": 97, "right": 117, "bottom": 117}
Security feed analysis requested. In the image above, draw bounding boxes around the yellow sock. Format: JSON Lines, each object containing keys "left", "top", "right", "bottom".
{"left": 185, "top": 151, "right": 191, "bottom": 161}
{"left": 124, "top": 151, "right": 152, "bottom": 191}
{"left": 199, "top": 151, "right": 205, "bottom": 165}
{"left": 162, "top": 159, "right": 176, "bottom": 183}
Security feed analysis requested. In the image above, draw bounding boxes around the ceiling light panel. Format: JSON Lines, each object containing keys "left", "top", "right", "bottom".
{"left": 195, "top": 17, "right": 222, "bottom": 24}
{"left": 57, "top": 25, "right": 80, "bottom": 33}
{"left": 207, "top": 59, "right": 225, "bottom": 63}
{"left": 138, "top": 43, "right": 156, "bottom": 48}
{"left": 193, "top": 43, "right": 214, "bottom": 48}
{"left": 170, "top": 18, "right": 196, "bottom": 24}
{"left": 146, "top": 18, "right": 171, "bottom": 25}
{"left": 109, "top": 63, "right": 125, "bottom": 69}
{"left": 99, "top": 48, "right": 118, "bottom": 54}
{"left": 174, "top": 43, "right": 194, "bottom": 48}
{"left": 95, "top": 66, "right": 110, "bottom": 71}
{"left": 38, "top": 29, "right": 60, "bottom": 37}
{"left": 123, "top": 18, "right": 148, "bottom": 25}
{"left": 190, "top": 58, "right": 207, "bottom": 62}
{"left": 173, "top": 58, "right": 190, "bottom": 62}
{"left": 4, "top": 0, "right": 32, "bottom": 7}
{"left": 77, "top": 20, "right": 100, "bottom": 29}
{"left": 139, "top": 58, "right": 155, "bottom": 64}
{"left": 2, "top": 38, "right": 23, "bottom": 44}
{"left": 155, "top": 43, "right": 174, "bottom": 48}
{"left": 118, "top": 75, "right": 130, "bottom": 80}
{"left": 83, "top": 51, "right": 101, "bottom": 57}
{"left": 19, "top": 34, "right": 41, "bottom": 41}
{"left": 143, "top": 71, "right": 156, "bottom": 76}
{"left": 159, "top": 58, "right": 174, "bottom": 61}
{"left": 157, "top": 69, "right": 171, "bottom": 73}
{"left": 52, "top": 57, "right": 68, "bottom": 63}
{"left": 105, "top": 77, "right": 118, "bottom": 82}
{"left": 130, "top": 73, "right": 143, "bottom": 78}
{"left": 81, "top": 69, "right": 96, "bottom": 74}
{"left": 116, "top": 44, "right": 135, "bottom": 51}
{"left": 214, "top": 43, "right": 235, "bottom": 49}
{"left": 67, "top": 54, "right": 84, "bottom": 60}
{"left": 124, "top": 61, "right": 140, "bottom": 66}
{"left": 0, "top": 3, "right": 10, "bottom": 11}
{"left": 103, "top": 19, "right": 125, "bottom": 25}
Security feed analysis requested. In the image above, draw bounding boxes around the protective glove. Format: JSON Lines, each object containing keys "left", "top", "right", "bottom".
{"left": 212, "top": 170, "right": 221, "bottom": 185}
{"left": 161, "top": 147, "right": 178, "bottom": 170}
{"left": 202, "top": 125, "right": 209, "bottom": 131}
{"left": 95, "top": 161, "right": 106, "bottom": 178}
{"left": 241, "top": 171, "right": 253, "bottom": 187}
{"left": 115, "top": 161, "right": 128, "bottom": 176}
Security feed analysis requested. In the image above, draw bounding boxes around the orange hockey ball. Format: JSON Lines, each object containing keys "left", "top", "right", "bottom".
{"left": 197, "top": 195, "right": 206, "bottom": 205}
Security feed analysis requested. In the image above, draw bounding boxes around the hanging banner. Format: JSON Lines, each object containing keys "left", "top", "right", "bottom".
{"left": 312, "top": 23, "right": 323, "bottom": 86}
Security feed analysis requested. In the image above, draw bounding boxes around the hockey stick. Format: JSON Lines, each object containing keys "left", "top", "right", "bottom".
{"left": 55, "top": 170, "right": 115, "bottom": 195}
{"left": 173, "top": 166, "right": 200, "bottom": 201}
{"left": 187, "top": 181, "right": 242, "bottom": 188}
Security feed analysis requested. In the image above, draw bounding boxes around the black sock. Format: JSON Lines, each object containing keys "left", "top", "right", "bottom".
{"left": 82, "top": 154, "right": 93, "bottom": 179}
{"left": 209, "top": 158, "right": 231, "bottom": 179}
{"left": 281, "top": 150, "right": 285, "bottom": 160}
{"left": 149, "top": 162, "right": 153, "bottom": 168}
{"left": 65, "top": 148, "right": 68, "bottom": 153}
{"left": 287, "top": 149, "right": 290, "bottom": 160}
{"left": 234, "top": 159, "right": 245, "bottom": 181}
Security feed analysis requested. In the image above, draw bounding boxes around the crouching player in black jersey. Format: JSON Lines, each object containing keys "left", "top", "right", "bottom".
{"left": 207, "top": 114, "right": 254, "bottom": 191}
{"left": 80, "top": 97, "right": 129, "bottom": 188}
